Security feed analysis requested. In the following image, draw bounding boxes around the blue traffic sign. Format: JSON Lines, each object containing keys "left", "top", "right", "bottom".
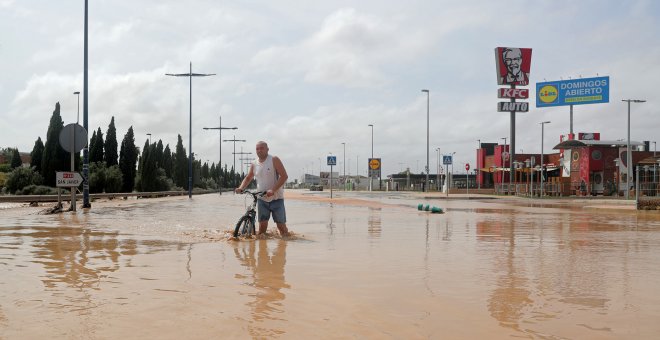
{"left": 327, "top": 156, "right": 336, "bottom": 166}
{"left": 442, "top": 155, "right": 453, "bottom": 165}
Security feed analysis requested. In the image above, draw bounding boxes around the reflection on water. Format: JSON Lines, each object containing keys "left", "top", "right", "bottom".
{"left": 1, "top": 193, "right": 660, "bottom": 338}
{"left": 233, "top": 239, "right": 289, "bottom": 338}
{"left": 367, "top": 207, "right": 382, "bottom": 238}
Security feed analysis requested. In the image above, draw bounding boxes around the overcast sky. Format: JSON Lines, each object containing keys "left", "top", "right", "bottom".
{"left": 1, "top": 0, "right": 658, "bottom": 180}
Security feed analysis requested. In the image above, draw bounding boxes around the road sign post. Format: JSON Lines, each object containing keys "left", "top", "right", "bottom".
{"left": 59, "top": 123, "right": 87, "bottom": 211}
{"left": 465, "top": 163, "right": 470, "bottom": 195}
{"left": 327, "top": 156, "right": 336, "bottom": 198}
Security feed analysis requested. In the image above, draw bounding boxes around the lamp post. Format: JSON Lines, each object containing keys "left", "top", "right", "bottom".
{"left": 622, "top": 99, "right": 646, "bottom": 199}
{"left": 368, "top": 124, "right": 374, "bottom": 191}
{"left": 540, "top": 121, "right": 551, "bottom": 198}
{"left": 436, "top": 147, "right": 441, "bottom": 191}
{"left": 451, "top": 151, "right": 456, "bottom": 190}
{"left": 204, "top": 115, "right": 237, "bottom": 194}
{"left": 341, "top": 142, "right": 346, "bottom": 190}
{"left": 146, "top": 133, "right": 151, "bottom": 144}
{"left": 501, "top": 137, "right": 507, "bottom": 194}
{"left": 422, "top": 89, "right": 430, "bottom": 192}
{"left": 476, "top": 139, "right": 481, "bottom": 190}
{"left": 166, "top": 63, "right": 216, "bottom": 198}
{"left": 223, "top": 135, "right": 246, "bottom": 188}
{"left": 73, "top": 91, "right": 80, "bottom": 124}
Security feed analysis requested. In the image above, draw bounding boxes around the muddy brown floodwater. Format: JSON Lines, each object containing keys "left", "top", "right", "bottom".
{"left": 1, "top": 190, "right": 660, "bottom": 339}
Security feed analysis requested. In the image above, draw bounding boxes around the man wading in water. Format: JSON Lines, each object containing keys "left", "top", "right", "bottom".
{"left": 236, "top": 141, "right": 290, "bottom": 237}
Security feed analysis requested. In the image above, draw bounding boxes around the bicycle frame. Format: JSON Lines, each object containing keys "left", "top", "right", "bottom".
{"left": 233, "top": 190, "right": 266, "bottom": 238}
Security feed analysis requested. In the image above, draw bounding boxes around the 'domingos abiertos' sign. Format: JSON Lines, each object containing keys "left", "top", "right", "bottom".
{"left": 536, "top": 76, "right": 609, "bottom": 107}
{"left": 495, "top": 47, "right": 533, "bottom": 86}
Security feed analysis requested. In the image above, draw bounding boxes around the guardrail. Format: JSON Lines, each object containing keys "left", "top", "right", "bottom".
{"left": 0, "top": 190, "right": 219, "bottom": 203}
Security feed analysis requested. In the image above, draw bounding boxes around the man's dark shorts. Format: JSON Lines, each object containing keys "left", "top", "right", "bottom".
{"left": 257, "top": 198, "right": 286, "bottom": 223}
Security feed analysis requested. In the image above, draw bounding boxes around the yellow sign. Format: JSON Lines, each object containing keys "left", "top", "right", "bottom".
{"left": 369, "top": 158, "right": 381, "bottom": 170}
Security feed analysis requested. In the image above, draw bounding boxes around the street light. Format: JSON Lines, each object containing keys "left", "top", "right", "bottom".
{"left": 622, "top": 99, "right": 646, "bottom": 199}
{"left": 436, "top": 147, "right": 441, "bottom": 191}
{"left": 368, "top": 124, "right": 374, "bottom": 191}
{"left": 146, "top": 133, "right": 151, "bottom": 144}
{"left": 73, "top": 91, "right": 80, "bottom": 124}
{"left": 204, "top": 115, "right": 237, "bottom": 194}
{"left": 223, "top": 135, "right": 246, "bottom": 187}
{"left": 476, "top": 139, "right": 481, "bottom": 190}
{"left": 540, "top": 121, "right": 551, "bottom": 198}
{"left": 341, "top": 142, "right": 346, "bottom": 190}
{"left": 501, "top": 137, "right": 507, "bottom": 194}
{"left": 422, "top": 89, "right": 430, "bottom": 192}
{"left": 166, "top": 62, "right": 216, "bottom": 198}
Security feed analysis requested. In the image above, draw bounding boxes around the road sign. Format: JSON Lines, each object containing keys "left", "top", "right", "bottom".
{"left": 59, "top": 123, "right": 88, "bottom": 153}
{"left": 327, "top": 156, "right": 336, "bottom": 166}
{"left": 497, "top": 101, "right": 529, "bottom": 112}
{"left": 502, "top": 152, "right": 510, "bottom": 161}
{"left": 465, "top": 163, "right": 470, "bottom": 171}
{"left": 368, "top": 158, "right": 381, "bottom": 170}
{"left": 368, "top": 158, "right": 381, "bottom": 178}
{"left": 442, "top": 155, "right": 452, "bottom": 165}
{"left": 536, "top": 76, "right": 609, "bottom": 107}
{"left": 56, "top": 171, "right": 83, "bottom": 187}
{"left": 498, "top": 88, "right": 529, "bottom": 99}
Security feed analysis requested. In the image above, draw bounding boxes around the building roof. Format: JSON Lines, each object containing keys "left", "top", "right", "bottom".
{"left": 553, "top": 139, "right": 644, "bottom": 150}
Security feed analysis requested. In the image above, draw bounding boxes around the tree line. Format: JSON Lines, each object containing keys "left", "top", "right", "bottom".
{"left": 0, "top": 102, "right": 246, "bottom": 195}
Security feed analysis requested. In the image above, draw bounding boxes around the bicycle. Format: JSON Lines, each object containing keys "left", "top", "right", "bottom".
{"left": 233, "top": 190, "right": 266, "bottom": 238}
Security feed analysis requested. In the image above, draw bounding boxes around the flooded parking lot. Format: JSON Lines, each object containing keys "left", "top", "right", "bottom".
{"left": 1, "top": 190, "right": 660, "bottom": 339}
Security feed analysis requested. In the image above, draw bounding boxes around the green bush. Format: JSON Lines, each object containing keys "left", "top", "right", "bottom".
{"left": 0, "top": 172, "right": 6, "bottom": 188}
{"left": 104, "top": 165, "right": 123, "bottom": 193}
{"left": 89, "top": 162, "right": 106, "bottom": 193}
{"left": 0, "top": 164, "right": 11, "bottom": 173}
{"left": 5, "top": 167, "right": 44, "bottom": 194}
{"left": 17, "top": 185, "right": 58, "bottom": 195}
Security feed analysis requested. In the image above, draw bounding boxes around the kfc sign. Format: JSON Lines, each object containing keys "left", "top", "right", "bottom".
{"left": 498, "top": 88, "right": 529, "bottom": 99}
{"left": 497, "top": 102, "right": 529, "bottom": 112}
{"left": 495, "top": 47, "right": 533, "bottom": 86}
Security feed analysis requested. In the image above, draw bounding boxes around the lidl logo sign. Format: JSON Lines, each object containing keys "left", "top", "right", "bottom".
{"left": 538, "top": 85, "right": 558, "bottom": 104}
{"left": 536, "top": 76, "right": 609, "bottom": 107}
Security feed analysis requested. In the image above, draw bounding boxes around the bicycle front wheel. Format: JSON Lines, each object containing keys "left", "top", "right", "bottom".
{"left": 233, "top": 216, "right": 254, "bottom": 238}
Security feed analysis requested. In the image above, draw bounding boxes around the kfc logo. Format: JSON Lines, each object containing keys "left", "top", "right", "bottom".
{"left": 495, "top": 47, "right": 533, "bottom": 86}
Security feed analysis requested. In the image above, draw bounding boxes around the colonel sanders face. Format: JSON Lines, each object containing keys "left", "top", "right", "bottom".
{"left": 503, "top": 48, "right": 522, "bottom": 78}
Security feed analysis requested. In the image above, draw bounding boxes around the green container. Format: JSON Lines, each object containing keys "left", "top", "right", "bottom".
{"left": 417, "top": 203, "right": 424, "bottom": 210}
{"left": 431, "top": 206, "right": 443, "bottom": 213}
{"left": 424, "top": 205, "right": 430, "bottom": 211}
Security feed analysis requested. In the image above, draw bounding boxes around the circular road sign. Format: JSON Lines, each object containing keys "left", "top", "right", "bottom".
{"left": 465, "top": 163, "right": 470, "bottom": 171}
{"left": 369, "top": 158, "right": 381, "bottom": 170}
{"left": 59, "top": 123, "right": 88, "bottom": 153}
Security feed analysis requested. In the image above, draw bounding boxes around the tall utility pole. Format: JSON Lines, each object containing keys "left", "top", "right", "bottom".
{"left": 436, "top": 147, "right": 441, "bottom": 191}
{"left": 82, "top": 0, "right": 90, "bottom": 208}
{"left": 622, "top": 99, "right": 646, "bottom": 199}
{"left": 223, "top": 135, "right": 246, "bottom": 188}
{"left": 204, "top": 115, "right": 237, "bottom": 194}
{"left": 368, "top": 124, "right": 374, "bottom": 191}
{"left": 166, "top": 62, "right": 216, "bottom": 198}
{"left": 501, "top": 137, "right": 507, "bottom": 194}
{"left": 422, "top": 89, "right": 430, "bottom": 192}
{"left": 476, "top": 139, "right": 481, "bottom": 190}
{"left": 341, "top": 142, "right": 346, "bottom": 190}
{"left": 540, "top": 121, "right": 551, "bottom": 198}
{"left": 234, "top": 147, "right": 252, "bottom": 176}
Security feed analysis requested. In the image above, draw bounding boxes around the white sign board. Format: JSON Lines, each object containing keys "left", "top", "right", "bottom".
{"left": 56, "top": 171, "right": 83, "bottom": 187}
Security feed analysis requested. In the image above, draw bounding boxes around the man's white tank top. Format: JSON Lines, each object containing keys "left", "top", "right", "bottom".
{"left": 254, "top": 154, "right": 284, "bottom": 201}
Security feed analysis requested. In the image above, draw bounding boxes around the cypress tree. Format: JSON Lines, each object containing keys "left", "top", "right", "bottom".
{"left": 105, "top": 116, "right": 118, "bottom": 166}
{"left": 30, "top": 137, "right": 45, "bottom": 172}
{"left": 155, "top": 140, "right": 164, "bottom": 168}
{"left": 41, "top": 103, "right": 68, "bottom": 186}
{"left": 90, "top": 127, "right": 104, "bottom": 163}
{"left": 119, "top": 126, "right": 139, "bottom": 192}
{"left": 162, "top": 144, "right": 173, "bottom": 178}
{"left": 10, "top": 148, "right": 22, "bottom": 169}
{"left": 173, "top": 134, "right": 187, "bottom": 189}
